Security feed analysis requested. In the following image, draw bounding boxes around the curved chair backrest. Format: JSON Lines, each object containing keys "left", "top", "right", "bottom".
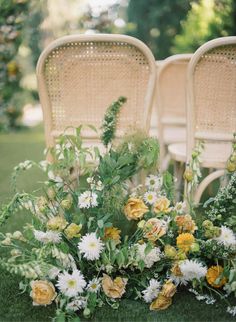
{"left": 157, "top": 54, "right": 192, "bottom": 125}
{"left": 36, "top": 34, "right": 156, "bottom": 148}
{"left": 187, "top": 37, "right": 236, "bottom": 160}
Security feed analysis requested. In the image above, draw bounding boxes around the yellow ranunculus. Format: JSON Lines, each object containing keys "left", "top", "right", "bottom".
{"left": 175, "top": 214, "right": 197, "bottom": 233}
{"left": 102, "top": 274, "right": 127, "bottom": 299}
{"left": 124, "top": 198, "right": 148, "bottom": 221}
{"left": 153, "top": 197, "right": 171, "bottom": 214}
{"left": 47, "top": 216, "right": 68, "bottom": 231}
{"left": 64, "top": 223, "right": 82, "bottom": 239}
{"left": 144, "top": 218, "right": 167, "bottom": 241}
{"left": 176, "top": 233, "right": 195, "bottom": 253}
{"left": 206, "top": 265, "right": 227, "bottom": 288}
{"left": 150, "top": 294, "right": 172, "bottom": 311}
{"left": 104, "top": 226, "right": 121, "bottom": 244}
{"left": 30, "top": 280, "right": 57, "bottom": 306}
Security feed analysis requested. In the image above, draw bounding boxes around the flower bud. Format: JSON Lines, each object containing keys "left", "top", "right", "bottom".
{"left": 164, "top": 245, "right": 177, "bottom": 259}
{"left": 226, "top": 160, "right": 236, "bottom": 173}
{"left": 190, "top": 242, "right": 200, "bottom": 253}
{"left": 202, "top": 220, "right": 213, "bottom": 229}
{"left": 183, "top": 169, "right": 193, "bottom": 182}
{"left": 47, "top": 187, "right": 56, "bottom": 200}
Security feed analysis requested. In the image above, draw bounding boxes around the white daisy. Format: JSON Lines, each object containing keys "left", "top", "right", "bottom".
{"left": 87, "top": 277, "right": 101, "bottom": 293}
{"left": 173, "top": 201, "right": 186, "bottom": 214}
{"left": 179, "top": 259, "right": 207, "bottom": 281}
{"left": 33, "top": 230, "right": 61, "bottom": 244}
{"left": 78, "top": 191, "right": 98, "bottom": 209}
{"left": 66, "top": 296, "right": 87, "bottom": 311}
{"left": 78, "top": 233, "right": 104, "bottom": 260}
{"left": 136, "top": 243, "right": 162, "bottom": 268}
{"left": 169, "top": 273, "right": 188, "bottom": 286}
{"left": 143, "top": 191, "right": 157, "bottom": 205}
{"left": 145, "top": 175, "right": 162, "bottom": 190}
{"left": 214, "top": 226, "right": 236, "bottom": 247}
{"left": 142, "top": 279, "right": 161, "bottom": 303}
{"left": 56, "top": 270, "right": 86, "bottom": 297}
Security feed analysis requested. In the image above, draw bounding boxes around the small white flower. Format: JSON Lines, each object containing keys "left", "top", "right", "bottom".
{"left": 142, "top": 279, "right": 161, "bottom": 303}
{"left": 78, "top": 233, "right": 104, "bottom": 260}
{"left": 136, "top": 243, "right": 162, "bottom": 268}
{"left": 57, "top": 270, "right": 86, "bottom": 297}
{"left": 33, "top": 230, "right": 61, "bottom": 244}
{"left": 214, "top": 226, "right": 236, "bottom": 246}
{"left": 145, "top": 175, "right": 162, "bottom": 190}
{"left": 48, "top": 267, "right": 61, "bottom": 279}
{"left": 17, "top": 160, "right": 32, "bottom": 170}
{"left": 48, "top": 171, "right": 63, "bottom": 187}
{"left": 179, "top": 259, "right": 207, "bottom": 281}
{"left": 78, "top": 191, "right": 98, "bottom": 209}
{"left": 173, "top": 201, "right": 186, "bottom": 214}
{"left": 66, "top": 296, "right": 87, "bottom": 311}
{"left": 87, "top": 278, "right": 101, "bottom": 293}
{"left": 143, "top": 191, "right": 157, "bottom": 205}
{"left": 227, "top": 306, "right": 236, "bottom": 316}
{"left": 39, "top": 160, "right": 49, "bottom": 172}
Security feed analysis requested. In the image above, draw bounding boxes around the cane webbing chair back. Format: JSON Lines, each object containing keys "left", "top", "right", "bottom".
{"left": 187, "top": 37, "right": 236, "bottom": 160}
{"left": 158, "top": 54, "right": 192, "bottom": 125}
{"left": 36, "top": 34, "right": 156, "bottom": 148}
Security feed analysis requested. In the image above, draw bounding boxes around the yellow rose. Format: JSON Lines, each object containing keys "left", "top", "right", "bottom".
{"left": 47, "top": 216, "right": 68, "bottom": 231}
{"left": 30, "top": 280, "right": 57, "bottom": 306}
{"left": 161, "top": 280, "right": 177, "bottom": 298}
{"left": 104, "top": 226, "right": 121, "bottom": 245}
{"left": 144, "top": 218, "right": 167, "bottom": 241}
{"left": 64, "top": 223, "right": 82, "bottom": 239}
{"left": 124, "top": 198, "right": 148, "bottom": 221}
{"left": 102, "top": 274, "right": 127, "bottom": 299}
{"left": 153, "top": 197, "right": 171, "bottom": 214}
{"left": 150, "top": 294, "right": 172, "bottom": 311}
{"left": 206, "top": 265, "right": 227, "bottom": 288}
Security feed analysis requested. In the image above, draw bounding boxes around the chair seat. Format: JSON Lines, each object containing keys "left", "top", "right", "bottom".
{"left": 168, "top": 142, "right": 232, "bottom": 168}
{"left": 149, "top": 126, "right": 186, "bottom": 144}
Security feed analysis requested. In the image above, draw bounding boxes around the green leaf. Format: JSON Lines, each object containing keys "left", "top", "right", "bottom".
{"left": 97, "top": 219, "right": 104, "bottom": 228}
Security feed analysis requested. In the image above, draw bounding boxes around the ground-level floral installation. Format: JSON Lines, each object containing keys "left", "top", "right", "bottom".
{"left": 0, "top": 97, "right": 236, "bottom": 321}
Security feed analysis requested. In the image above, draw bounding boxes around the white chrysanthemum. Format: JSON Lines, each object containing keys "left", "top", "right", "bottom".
{"left": 33, "top": 230, "right": 61, "bottom": 244}
{"left": 214, "top": 226, "right": 236, "bottom": 247}
{"left": 136, "top": 243, "right": 162, "bottom": 268}
{"left": 56, "top": 270, "right": 86, "bottom": 297}
{"left": 145, "top": 175, "right": 162, "bottom": 190}
{"left": 78, "top": 191, "right": 98, "bottom": 209}
{"left": 78, "top": 233, "right": 104, "bottom": 260}
{"left": 170, "top": 273, "right": 188, "bottom": 286}
{"left": 66, "top": 296, "right": 87, "bottom": 311}
{"left": 173, "top": 201, "right": 186, "bottom": 214}
{"left": 179, "top": 260, "right": 207, "bottom": 281}
{"left": 87, "top": 277, "right": 101, "bottom": 293}
{"left": 142, "top": 279, "right": 161, "bottom": 303}
{"left": 143, "top": 191, "right": 157, "bottom": 205}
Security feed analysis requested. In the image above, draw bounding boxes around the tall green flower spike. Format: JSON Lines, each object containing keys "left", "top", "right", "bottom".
{"left": 101, "top": 96, "right": 127, "bottom": 147}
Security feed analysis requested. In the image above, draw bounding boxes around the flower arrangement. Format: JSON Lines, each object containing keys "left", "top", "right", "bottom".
{"left": 0, "top": 98, "right": 236, "bottom": 321}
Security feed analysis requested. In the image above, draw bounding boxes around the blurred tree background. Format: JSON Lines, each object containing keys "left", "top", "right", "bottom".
{"left": 0, "top": 0, "right": 235, "bottom": 131}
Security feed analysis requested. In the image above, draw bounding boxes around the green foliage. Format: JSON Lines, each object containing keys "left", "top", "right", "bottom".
{"left": 173, "top": 0, "right": 236, "bottom": 54}
{"left": 204, "top": 173, "right": 236, "bottom": 231}
{"left": 126, "top": 0, "right": 191, "bottom": 59}
{"left": 0, "top": 0, "right": 29, "bottom": 130}
{"left": 101, "top": 96, "right": 127, "bottom": 147}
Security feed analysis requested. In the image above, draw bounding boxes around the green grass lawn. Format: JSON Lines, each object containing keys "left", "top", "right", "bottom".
{"left": 0, "top": 126, "right": 235, "bottom": 322}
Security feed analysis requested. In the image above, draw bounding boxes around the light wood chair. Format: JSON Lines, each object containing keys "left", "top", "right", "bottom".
{"left": 168, "top": 37, "right": 236, "bottom": 204}
{"left": 154, "top": 54, "right": 192, "bottom": 171}
{"left": 36, "top": 34, "right": 157, "bottom": 155}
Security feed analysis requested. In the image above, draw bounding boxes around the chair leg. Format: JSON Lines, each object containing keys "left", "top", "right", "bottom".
{"left": 194, "top": 169, "right": 225, "bottom": 205}
{"left": 173, "top": 161, "right": 184, "bottom": 202}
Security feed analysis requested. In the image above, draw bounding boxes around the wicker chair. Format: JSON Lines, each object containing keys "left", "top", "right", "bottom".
{"left": 155, "top": 54, "right": 192, "bottom": 171}
{"left": 36, "top": 34, "right": 156, "bottom": 156}
{"left": 168, "top": 37, "right": 236, "bottom": 204}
